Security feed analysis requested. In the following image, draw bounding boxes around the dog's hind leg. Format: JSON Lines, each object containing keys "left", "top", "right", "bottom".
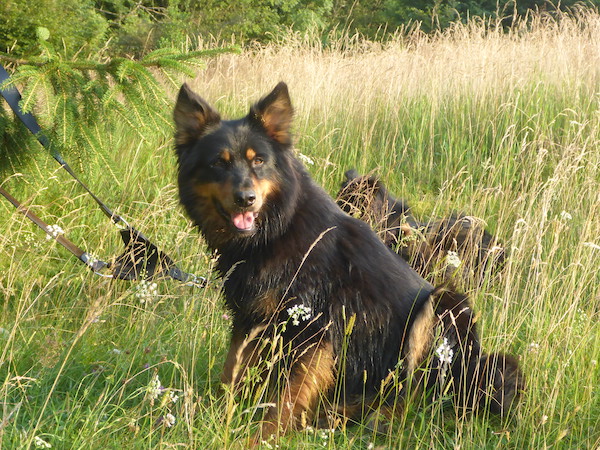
{"left": 428, "top": 288, "right": 523, "bottom": 416}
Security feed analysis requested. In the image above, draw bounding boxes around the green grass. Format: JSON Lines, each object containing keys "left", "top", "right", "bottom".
{"left": 1, "top": 10, "right": 600, "bottom": 449}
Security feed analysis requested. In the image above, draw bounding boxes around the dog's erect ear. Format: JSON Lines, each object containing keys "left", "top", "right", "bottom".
{"left": 250, "top": 82, "right": 294, "bottom": 145}
{"left": 173, "top": 83, "right": 221, "bottom": 146}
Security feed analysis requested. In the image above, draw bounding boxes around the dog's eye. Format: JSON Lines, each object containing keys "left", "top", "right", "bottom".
{"left": 211, "top": 158, "right": 230, "bottom": 169}
{"left": 252, "top": 157, "right": 264, "bottom": 167}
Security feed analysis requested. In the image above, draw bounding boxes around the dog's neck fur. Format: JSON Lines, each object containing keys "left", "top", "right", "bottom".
{"left": 215, "top": 156, "right": 340, "bottom": 322}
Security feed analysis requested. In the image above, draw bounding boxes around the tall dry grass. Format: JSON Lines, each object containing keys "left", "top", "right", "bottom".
{"left": 194, "top": 7, "right": 599, "bottom": 114}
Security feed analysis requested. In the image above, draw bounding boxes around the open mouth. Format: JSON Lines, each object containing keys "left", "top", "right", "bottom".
{"left": 230, "top": 210, "right": 258, "bottom": 232}
{"left": 214, "top": 201, "right": 259, "bottom": 233}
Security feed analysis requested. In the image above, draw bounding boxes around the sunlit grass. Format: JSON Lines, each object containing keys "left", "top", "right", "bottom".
{"left": 1, "top": 7, "right": 599, "bottom": 448}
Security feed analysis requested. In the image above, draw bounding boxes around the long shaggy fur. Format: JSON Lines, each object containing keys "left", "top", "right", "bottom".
{"left": 173, "top": 82, "right": 523, "bottom": 438}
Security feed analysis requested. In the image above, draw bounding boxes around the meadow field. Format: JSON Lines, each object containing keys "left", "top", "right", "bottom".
{"left": 1, "top": 9, "right": 599, "bottom": 449}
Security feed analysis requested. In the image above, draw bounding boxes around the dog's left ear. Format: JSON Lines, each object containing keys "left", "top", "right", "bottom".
{"left": 250, "top": 82, "right": 294, "bottom": 145}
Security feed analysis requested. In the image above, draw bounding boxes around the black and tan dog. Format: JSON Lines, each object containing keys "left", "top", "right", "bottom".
{"left": 173, "top": 82, "right": 522, "bottom": 439}
{"left": 338, "top": 170, "right": 506, "bottom": 285}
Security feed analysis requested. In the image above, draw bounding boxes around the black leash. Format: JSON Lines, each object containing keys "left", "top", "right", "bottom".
{"left": 0, "top": 65, "right": 122, "bottom": 225}
{"left": 0, "top": 185, "right": 109, "bottom": 273}
{"left": 0, "top": 65, "right": 205, "bottom": 286}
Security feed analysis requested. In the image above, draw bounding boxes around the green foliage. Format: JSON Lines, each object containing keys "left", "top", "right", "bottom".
{"left": 382, "top": 0, "right": 461, "bottom": 33}
{"left": 0, "top": 0, "right": 108, "bottom": 56}
{"left": 0, "top": 36, "right": 238, "bottom": 172}
{"left": 2, "top": 0, "right": 600, "bottom": 57}
{"left": 342, "top": 0, "right": 600, "bottom": 36}
{"left": 156, "top": 0, "right": 335, "bottom": 44}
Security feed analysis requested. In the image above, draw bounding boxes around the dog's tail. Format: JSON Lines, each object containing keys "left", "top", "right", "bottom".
{"left": 426, "top": 287, "right": 524, "bottom": 416}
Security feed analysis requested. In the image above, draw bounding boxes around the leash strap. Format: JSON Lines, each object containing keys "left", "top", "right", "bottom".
{"left": 0, "top": 64, "right": 205, "bottom": 286}
{"left": 0, "top": 65, "right": 124, "bottom": 226}
{"left": 0, "top": 185, "right": 109, "bottom": 273}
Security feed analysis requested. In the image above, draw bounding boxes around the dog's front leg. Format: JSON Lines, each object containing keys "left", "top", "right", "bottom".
{"left": 259, "top": 342, "right": 336, "bottom": 438}
{"left": 221, "top": 325, "right": 267, "bottom": 387}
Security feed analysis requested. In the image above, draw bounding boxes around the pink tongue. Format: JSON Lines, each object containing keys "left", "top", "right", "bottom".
{"left": 231, "top": 211, "right": 256, "bottom": 230}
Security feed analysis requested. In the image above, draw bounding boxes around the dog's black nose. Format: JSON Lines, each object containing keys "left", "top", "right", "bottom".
{"left": 234, "top": 190, "right": 256, "bottom": 207}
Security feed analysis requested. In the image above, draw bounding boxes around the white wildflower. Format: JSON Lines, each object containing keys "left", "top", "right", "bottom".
{"left": 367, "top": 443, "right": 375, "bottom": 450}
{"left": 260, "top": 434, "right": 278, "bottom": 449}
{"left": 298, "top": 153, "right": 315, "bottom": 165}
{"left": 45, "top": 224, "right": 64, "bottom": 240}
{"left": 287, "top": 304, "right": 312, "bottom": 326}
{"left": 110, "top": 348, "right": 122, "bottom": 355}
{"left": 528, "top": 342, "right": 540, "bottom": 353}
{"left": 559, "top": 211, "right": 572, "bottom": 221}
{"left": 136, "top": 279, "right": 158, "bottom": 303}
{"left": 164, "top": 413, "right": 176, "bottom": 428}
{"left": 435, "top": 337, "right": 454, "bottom": 364}
{"left": 575, "top": 308, "right": 588, "bottom": 323}
{"left": 34, "top": 436, "right": 52, "bottom": 448}
{"left": 318, "top": 429, "right": 334, "bottom": 447}
{"left": 23, "top": 232, "right": 41, "bottom": 249}
{"left": 168, "top": 391, "right": 179, "bottom": 404}
{"left": 445, "top": 251, "right": 461, "bottom": 268}
{"left": 147, "top": 375, "right": 162, "bottom": 400}
{"left": 541, "top": 414, "right": 549, "bottom": 425}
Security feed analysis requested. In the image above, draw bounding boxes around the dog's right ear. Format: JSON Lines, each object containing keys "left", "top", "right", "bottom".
{"left": 173, "top": 83, "right": 221, "bottom": 147}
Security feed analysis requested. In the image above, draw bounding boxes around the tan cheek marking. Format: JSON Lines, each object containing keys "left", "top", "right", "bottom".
{"left": 253, "top": 178, "right": 277, "bottom": 206}
{"left": 246, "top": 148, "right": 256, "bottom": 161}
{"left": 193, "top": 181, "right": 234, "bottom": 209}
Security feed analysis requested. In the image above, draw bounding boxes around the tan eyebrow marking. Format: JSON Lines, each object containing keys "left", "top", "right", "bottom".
{"left": 222, "top": 150, "right": 231, "bottom": 162}
{"left": 246, "top": 148, "right": 256, "bottom": 161}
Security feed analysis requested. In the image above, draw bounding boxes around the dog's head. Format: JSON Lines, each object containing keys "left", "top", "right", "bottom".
{"left": 337, "top": 170, "right": 418, "bottom": 248}
{"left": 173, "top": 82, "right": 295, "bottom": 247}
{"left": 337, "top": 170, "right": 387, "bottom": 219}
